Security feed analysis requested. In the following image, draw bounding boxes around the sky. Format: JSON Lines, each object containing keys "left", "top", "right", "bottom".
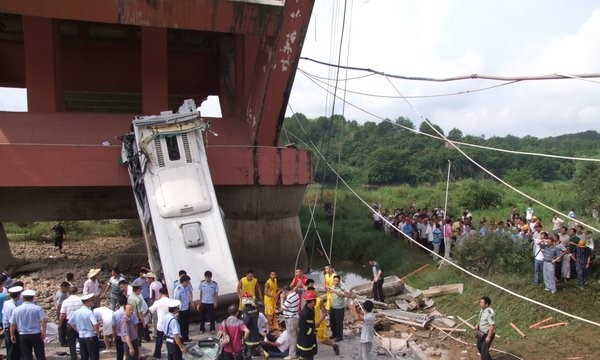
{"left": 1, "top": 1, "right": 599, "bottom": 138}
{"left": 287, "top": 0, "right": 600, "bottom": 137}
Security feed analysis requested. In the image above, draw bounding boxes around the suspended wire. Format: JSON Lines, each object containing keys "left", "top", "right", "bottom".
{"left": 301, "top": 56, "right": 600, "bottom": 82}
{"left": 299, "top": 68, "right": 522, "bottom": 99}
{"left": 556, "top": 73, "right": 600, "bottom": 85}
{"left": 300, "top": 70, "right": 376, "bottom": 82}
{"left": 283, "top": 119, "right": 600, "bottom": 329}
{"left": 298, "top": 70, "right": 600, "bottom": 163}
{"left": 384, "top": 76, "right": 600, "bottom": 235}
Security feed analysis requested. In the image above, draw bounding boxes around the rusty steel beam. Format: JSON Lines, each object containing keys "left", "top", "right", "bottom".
{"left": 0, "top": 0, "right": 282, "bottom": 36}
{"left": 245, "top": 0, "right": 315, "bottom": 146}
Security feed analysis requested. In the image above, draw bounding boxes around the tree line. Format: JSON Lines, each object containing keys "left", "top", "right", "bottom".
{"left": 281, "top": 113, "right": 600, "bottom": 189}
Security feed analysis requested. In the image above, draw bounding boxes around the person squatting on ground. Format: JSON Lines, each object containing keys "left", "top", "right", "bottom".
{"left": 68, "top": 293, "right": 99, "bottom": 360}
{"left": 349, "top": 300, "right": 375, "bottom": 360}
{"left": 9, "top": 289, "right": 47, "bottom": 360}
{"left": 163, "top": 299, "right": 187, "bottom": 360}
{"left": 260, "top": 321, "right": 291, "bottom": 358}
{"left": 475, "top": 296, "right": 495, "bottom": 360}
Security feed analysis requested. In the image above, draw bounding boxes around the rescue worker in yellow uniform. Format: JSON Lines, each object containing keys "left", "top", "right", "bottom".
{"left": 237, "top": 269, "right": 263, "bottom": 308}
{"left": 264, "top": 270, "right": 280, "bottom": 331}
{"left": 323, "top": 264, "right": 337, "bottom": 311}
{"left": 307, "top": 286, "right": 340, "bottom": 356}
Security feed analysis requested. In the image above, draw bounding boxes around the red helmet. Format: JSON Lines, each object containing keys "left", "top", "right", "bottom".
{"left": 304, "top": 291, "right": 317, "bottom": 301}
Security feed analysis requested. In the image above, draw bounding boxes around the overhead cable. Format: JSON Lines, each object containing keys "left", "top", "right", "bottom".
{"left": 301, "top": 56, "right": 600, "bottom": 82}
{"left": 298, "top": 70, "right": 600, "bottom": 162}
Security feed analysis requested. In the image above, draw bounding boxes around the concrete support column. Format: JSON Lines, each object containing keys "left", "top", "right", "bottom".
{"left": 22, "top": 16, "right": 63, "bottom": 112}
{"left": 141, "top": 27, "right": 168, "bottom": 114}
{"left": 216, "top": 185, "right": 308, "bottom": 277}
{"left": 0, "top": 223, "right": 13, "bottom": 270}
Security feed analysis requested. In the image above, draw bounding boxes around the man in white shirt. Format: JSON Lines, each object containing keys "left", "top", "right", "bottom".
{"left": 148, "top": 287, "right": 171, "bottom": 358}
{"left": 83, "top": 268, "right": 102, "bottom": 308}
{"left": 261, "top": 327, "right": 291, "bottom": 358}
{"left": 93, "top": 306, "right": 114, "bottom": 352}
{"left": 60, "top": 287, "right": 83, "bottom": 360}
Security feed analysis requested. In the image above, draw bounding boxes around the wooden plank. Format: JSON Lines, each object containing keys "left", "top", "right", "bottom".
{"left": 529, "top": 317, "right": 553, "bottom": 329}
{"left": 421, "top": 284, "right": 464, "bottom": 297}
{"left": 457, "top": 316, "right": 476, "bottom": 330}
{"left": 510, "top": 322, "right": 526, "bottom": 337}
{"left": 435, "top": 327, "right": 466, "bottom": 332}
{"left": 539, "top": 322, "right": 568, "bottom": 329}
{"left": 400, "top": 264, "right": 430, "bottom": 281}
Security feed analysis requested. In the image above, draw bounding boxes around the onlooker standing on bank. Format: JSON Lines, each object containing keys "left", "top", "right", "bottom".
{"left": 368, "top": 259, "right": 383, "bottom": 302}
{"left": 52, "top": 222, "right": 67, "bottom": 253}
{"left": 475, "top": 296, "right": 495, "bottom": 360}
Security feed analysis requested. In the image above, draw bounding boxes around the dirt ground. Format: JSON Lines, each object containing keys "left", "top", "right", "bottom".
{"left": 4, "top": 237, "right": 545, "bottom": 360}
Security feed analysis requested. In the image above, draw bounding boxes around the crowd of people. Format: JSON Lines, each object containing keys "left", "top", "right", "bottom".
{"left": 371, "top": 203, "right": 596, "bottom": 292}
{"left": 0, "top": 263, "right": 383, "bottom": 360}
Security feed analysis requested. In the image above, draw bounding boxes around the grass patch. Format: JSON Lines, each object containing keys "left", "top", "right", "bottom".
{"left": 4, "top": 220, "right": 142, "bottom": 242}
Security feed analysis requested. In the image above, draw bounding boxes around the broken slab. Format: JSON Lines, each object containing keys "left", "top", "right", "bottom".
{"left": 381, "top": 337, "right": 408, "bottom": 351}
{"left": 395, "top": 299, "right": 410, "bottom": 311}
{"left": 408, "top": 341, "right": 429, "bottom": 360}
{"left": 421, "top": 284, "right": 464, "bottom": 297}
{"left": 379, "top": 309, "right": 431, "bottom": 328}
{"left": 431, "top": 317, "right": 456, "bottom": 328}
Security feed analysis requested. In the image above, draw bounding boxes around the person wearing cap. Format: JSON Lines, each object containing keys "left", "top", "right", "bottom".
{"left": 571, "top": 239, "right": 592, "bottom": 289}
{"left": 198, "top": 270, "right": 218, "bottom": 335}
{"left": 173, "top": 274, "right": 192, "bottom": 342}
{"left": 83, "top": 268, "right": 102, "bottom": 308}
{"left": 119, "top": 304, "right": 139, "bottom": 360}
{"left": 296, "top": 290, "right": 317, "bottom": 360}
{"left": 9, "top": 289, "right": 47, "bottom": 360}
{"left": 60, "top": 287, "right": 83, "bottom": 360}
{"left": 127, "top": 278, "right": 146, "bottom": 348}
{"left": 2, "top": 286, "right": 23, "bottom": 360}
{"left": 145, "top": 271, "right": 163, "bottom": 307}
{"left": 162, "top": 299, "right": 186, "bottom": 360}
{"left": 149, "top": 287, "right": 170, "bottom": 358}
{"left": 0, "top": 275, "right": 8, "bottom": 350}
{"left": 69, "top": 293, "right": 100, "bottom": 360}
{"left": 111, "top": 294, "right": 130, "bottom": 360}
{"left": 241, "top": 292, "right": 264, "bottom": 359}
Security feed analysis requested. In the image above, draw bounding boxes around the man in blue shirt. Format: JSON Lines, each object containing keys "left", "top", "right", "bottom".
{"left": 111, "top": 295, "right": 129, "bottom": 360}
{"left": 173, "top": 275, "right": 192, "bottom": 342}
{"left": 198, "top": 270, "right": 218, "bottom": 335}
{"left": 2, "top": 286, "right": 22, "bottom": 360}
{"left": 69, "top": 294, "right": 99, "bottom": 360}
{"left": 163, "top": 299, "right": 187, "bottom": 360}
{"left": 9, "top": 289, "right": 47, "bottom": 360}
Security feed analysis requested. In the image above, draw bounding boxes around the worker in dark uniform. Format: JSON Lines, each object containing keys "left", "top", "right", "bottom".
{"left": 240, "top": 293, "right": 262, "bottom": 359}
{"left": 296, "top": 291, "right": 317, "bottom": 360}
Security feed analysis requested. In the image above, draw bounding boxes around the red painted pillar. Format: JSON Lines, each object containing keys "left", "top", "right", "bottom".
{"left": 141, "top": 27, "right": 168, "bottom": 114}
{"left": 22, "top": 16, "right": 63, "bottom": 112}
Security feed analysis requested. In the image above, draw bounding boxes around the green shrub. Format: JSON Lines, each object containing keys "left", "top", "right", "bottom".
{"left": 453, "top": 232, "right": 531, "bottom": 274}
{"left": 454, "top": 179, "right": 504, "bottom": 210}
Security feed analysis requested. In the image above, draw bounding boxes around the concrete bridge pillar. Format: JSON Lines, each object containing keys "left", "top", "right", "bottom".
{"left": 0, "top": 223, "right": 13, "bottom": 270}
{"left": 216, "top": 185, "right": 308, "bottom": 279}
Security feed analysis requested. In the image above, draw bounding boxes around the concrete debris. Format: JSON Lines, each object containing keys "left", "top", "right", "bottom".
{"left": 408, "top": 341, "right": 429, "bottom": 360}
